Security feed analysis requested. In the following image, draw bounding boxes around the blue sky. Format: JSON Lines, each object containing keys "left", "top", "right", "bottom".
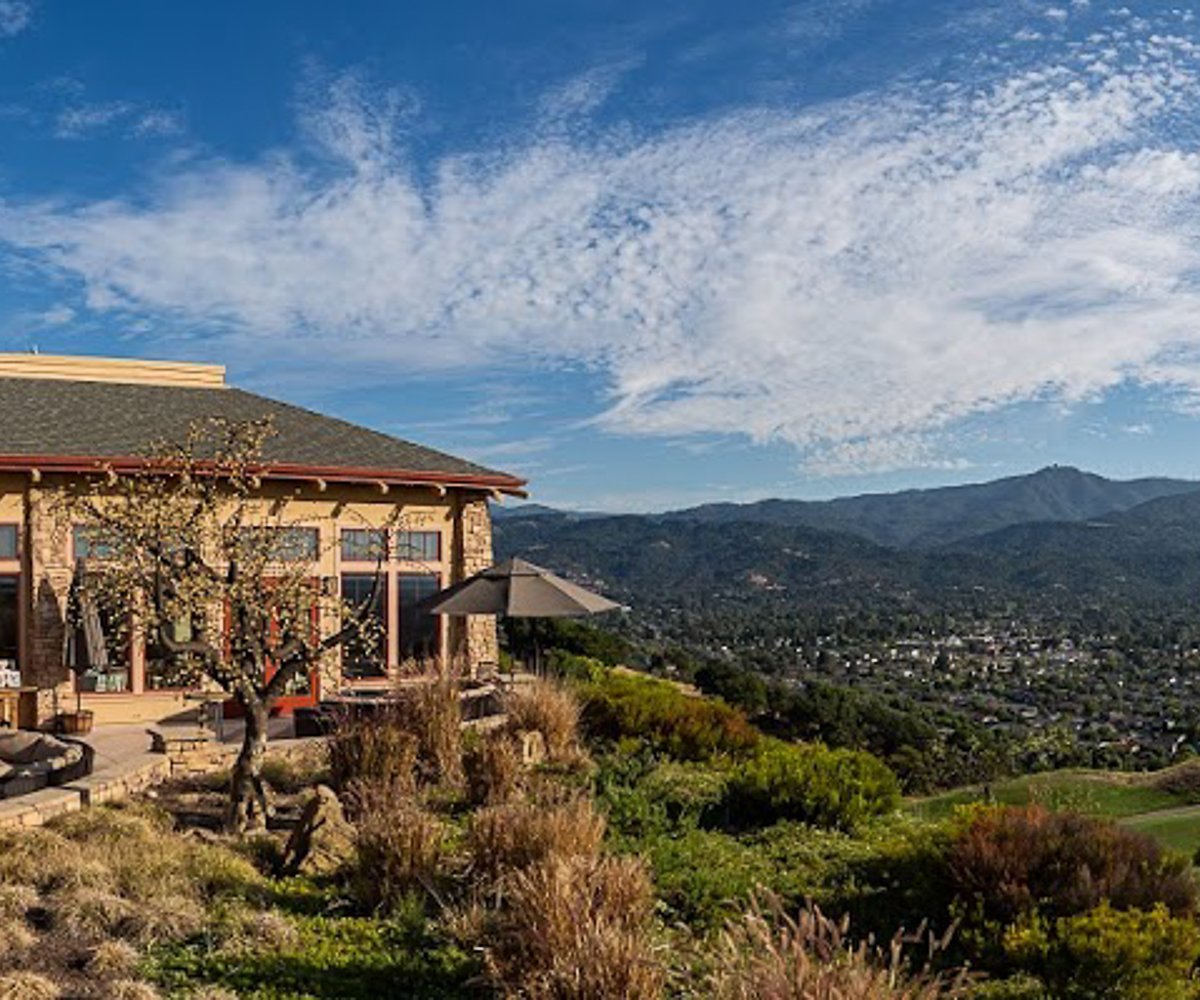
{"left": 2, "top": 1, "right": 1200, "bottom": 509}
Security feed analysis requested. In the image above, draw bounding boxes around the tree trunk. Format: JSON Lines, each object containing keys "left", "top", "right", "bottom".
{"left": 228, "top": 693, "right": 272, "bottom": 833}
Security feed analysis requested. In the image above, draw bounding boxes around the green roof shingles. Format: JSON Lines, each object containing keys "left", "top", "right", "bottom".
{"left": 0, "top": 377, "right": 520, "bottom": 487}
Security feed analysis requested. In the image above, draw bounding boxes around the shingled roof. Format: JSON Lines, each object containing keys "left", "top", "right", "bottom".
{"left": 0, "top": 361, "right": 525, "bottom": 494}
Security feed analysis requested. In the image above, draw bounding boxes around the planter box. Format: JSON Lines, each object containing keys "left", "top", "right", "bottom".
{"left": 56, "top": 710, "right": 94, "bottom": 735}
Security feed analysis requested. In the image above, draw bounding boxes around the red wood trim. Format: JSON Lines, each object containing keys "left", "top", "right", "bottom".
{"left": 0, "top": 453, "right": 527, "bottom": 495}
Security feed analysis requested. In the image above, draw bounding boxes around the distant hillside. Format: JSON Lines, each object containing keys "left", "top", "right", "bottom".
{"left": 492, "top": 503, "right": 606, "bottom": 523}
{"left": 665, "top": 466, "right": 1199, "bottom": 548}
{"left": 492, "top": 468, "right": 1200, "bottom": 615}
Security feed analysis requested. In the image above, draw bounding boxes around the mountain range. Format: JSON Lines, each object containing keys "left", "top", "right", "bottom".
{"left": 659, "top": 466, "right": 1200, "bottom": 548}
{"left": 492, "top": 467, "right": 1200, "bottom": 612}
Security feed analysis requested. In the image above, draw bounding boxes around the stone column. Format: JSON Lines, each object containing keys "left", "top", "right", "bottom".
{"left": 449, "top": 493, "right": 497, "bottom": 675}
{"left": 26, "top": 483, "right": 73, "bottom": 724}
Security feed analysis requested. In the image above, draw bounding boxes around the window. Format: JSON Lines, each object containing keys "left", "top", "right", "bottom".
{"left": 340, "top": 528, "right": 387, "bottom": 562}
{"left": 398, "top": 573, "right": 440, "bottom": 661}
{"left": 341, "top": 574, "right": 387, "bottom": 678}
{"left": 0, "top": 526, "right": 17, "bottom": 560}
{"left": 236, "top": 527, "right": 320, "bottom": 561}
{"left": 0, "top": 576, "right": 18, "bottom": 672}
{"left": 73, "top": 525, "right": 116, "bottom": 560}
{"left": 396, "top": 531, "right": 441, "bottom": 562}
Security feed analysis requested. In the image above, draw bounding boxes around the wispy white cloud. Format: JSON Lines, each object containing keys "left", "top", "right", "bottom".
{"left": 0, "top": 0, "right": 31, "bottom": 39}
{"left": 54, "top": 100, "right": 182, "bottom": 139}
{"left": 3, "top": 15, "right": 1200, "bottom": 475}
{"left": 41, "top": 77, "right": 184, "bottom": 140}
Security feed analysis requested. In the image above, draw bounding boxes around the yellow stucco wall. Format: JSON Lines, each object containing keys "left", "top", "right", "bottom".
{"left": 5, "top": 473, "right": 495, "bottom": 726}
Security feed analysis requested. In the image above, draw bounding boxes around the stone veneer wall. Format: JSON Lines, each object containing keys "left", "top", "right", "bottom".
{"left": 450, "top": 495, "right": 497, "bottom": 672}
{"left": 26, "top": 484, "right": 72, "bottom": 723}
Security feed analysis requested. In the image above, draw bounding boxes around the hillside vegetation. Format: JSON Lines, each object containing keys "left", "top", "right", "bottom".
{"left": 5, "top": 663, "right": 1198, "bottom": 997}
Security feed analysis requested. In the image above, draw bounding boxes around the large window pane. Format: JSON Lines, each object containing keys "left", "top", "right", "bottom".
{"left": 340, "top": 529, "right": 387, "bottom": 562}
{"left": 398, "top": 573, "right": 440, "bottom": 662}
{"left": 0, "top": 526, "right": 17, "bottom": 560}
{"left": 396, "top": 531, "right": 441, "bottom": 561}
{"left": 73, "top": 525, "right": 116, "bottom": 560}
{"left": 341, "top": 573, "right": 388, "bottom": 678}
{"left": 0, "top": 576, "right": 18, "bottom": 670}
{"left": 236, "top": 526, "right": 320, "bottom": 561}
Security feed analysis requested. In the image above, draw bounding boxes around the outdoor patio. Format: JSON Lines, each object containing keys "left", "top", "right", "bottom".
{"left": 0, "top": 715, "right": 298, "bottom": 829}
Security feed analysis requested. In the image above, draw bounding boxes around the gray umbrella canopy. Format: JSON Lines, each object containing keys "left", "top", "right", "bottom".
{"left": 425, "top": 557, "right": 620, "bottom": 618}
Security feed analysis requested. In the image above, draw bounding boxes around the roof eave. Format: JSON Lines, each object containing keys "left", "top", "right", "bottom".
{"left": 0, "top": 454, "right": 529, "bottom": 498}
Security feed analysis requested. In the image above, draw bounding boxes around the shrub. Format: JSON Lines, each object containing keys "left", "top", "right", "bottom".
{"left": 327, "top": 708, "right": 418, "bottom": 801}
{"left": 505, "top": 678, "right": 580, "bottom": 761}
{"left": 969, "top": 977, "right": 1048, "bottom": 1000}
{"left": 259, "top": 748, "right": 327, "bottom": 794}
{"left": 1004, "top": 902, "right": 1200, "bottom": 1000}
{"left": 946, "top": 806, "right": 1198, "bottom": 932}
{"left": 469, "top": 797, "right": 605, "bottom": 877}
{"left": 647, "top": 828, "right": 775, "bottom": 933}
{"left": 0, "top": 972, "right": 58, "bottom": 1000}
{"left": 87, "top": 939, "right": 141, "bottom": 978}
{"left": 0, "top": 884, "right": 36, "bottom": 920}
{"left": 576, "top": 668, "right": 759, "bottom": 761}
{"left": 463, "top": 731, "right": 522, "bottom": 806}
{"left": 709, "top": 895, "right": 967, "bottom": 1000}
{"left": 404, "top": 675, "right": 464, "bottom": 788}
{"left": 0, "top": 916, "right": 35, "bottom": 965}
{"left": 598, "top": 754, "right": 732, "bottom": 842}
{"left": 725, "top": 739, "right": 901, "bottom": 830}
{"left": 107, "top": 982, "right": 161, "bottom": 1000}
{"left": 484, "top": 854, "right": 663, "bottom": 999}
{"left": 351, "top": 787, "right": 446, "bottom": 912}
{"left": 548, "top": 649, "right": 608, "bottom": 682}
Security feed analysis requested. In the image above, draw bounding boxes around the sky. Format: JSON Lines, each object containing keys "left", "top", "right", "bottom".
{"left": 2, "top": 1, "right": 1200, "bottom": 510}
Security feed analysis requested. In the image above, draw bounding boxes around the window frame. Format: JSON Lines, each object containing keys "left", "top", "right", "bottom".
{"left": 396, "top": 571, "right": 442, "bottom": 663}
{"left": 340, "top": 528, "right": 389, "bottom": 564}
{"left": 340, "top": 572, "right": 389, "bottom": 679}
{"left": 395, "top": 530, "right": 442, "bottom": 563}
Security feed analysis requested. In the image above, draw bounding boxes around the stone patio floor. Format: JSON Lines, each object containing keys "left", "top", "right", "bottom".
{"left": 0, "top": 715, "right": 297, "bottom": 829}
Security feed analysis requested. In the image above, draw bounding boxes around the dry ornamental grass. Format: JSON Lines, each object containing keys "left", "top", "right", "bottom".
{"left": 468, "top": 797, "right": 605, "bottom": 877}
{"left": 351, "top": 787, "right": 447, "bottom": 911}
{"left": 504, "top": 679, "right": 581, "bottom": 762}
{"left": 709, "top": 896, "right": 969, "bottom": 1000}
{"left": 484, "top": 854, "right": 664, "bottom": 1000}
{"left": 464, "top": 731, "right": 523, "bottom": 806}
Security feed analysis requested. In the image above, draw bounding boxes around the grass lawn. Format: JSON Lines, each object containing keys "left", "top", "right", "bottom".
{"left": 1120, "top": 806, "right": 1200, "bottom": 858}
{"left": 907, "top": 769, "right": 1191, "bottom": 823}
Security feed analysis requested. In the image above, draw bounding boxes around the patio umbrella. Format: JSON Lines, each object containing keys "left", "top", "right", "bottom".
{"left": 423, "top": 557, "right": 620, "bottom": 672}
{"left": 63, "top": 565, "right": 110, "bottom": 716}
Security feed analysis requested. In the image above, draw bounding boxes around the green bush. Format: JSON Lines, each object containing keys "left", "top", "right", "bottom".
{"left": 1003, "top": 902, "right": 1200, "bottom": 1000}
{"left": 645, "top": 828, "right": 775, "bottom": 932}
{"left": 548, "top": 650, "right": 608, "bottom": 682}
{"left": 725, "top": 739, "right": 901, "bottom": 831}
{"left": 594, "top": 751, "right": 730, "bottom": 842}
{"left": 970, "top": 975, "right": 1049, "bottom": 999}
{"left": 575, "top": 669, "right": 760, "bottom": 761}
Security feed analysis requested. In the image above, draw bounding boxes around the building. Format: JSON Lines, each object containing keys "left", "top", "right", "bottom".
{"left": 0, "top": 353, "right": 526, "bottom": 727}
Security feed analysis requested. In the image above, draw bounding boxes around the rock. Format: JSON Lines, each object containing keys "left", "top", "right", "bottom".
{"left": 279, "top": 785, "right": 355, "bottom": 877}
{"left": 517, "top": 729, "right": 546, "bottom": 765}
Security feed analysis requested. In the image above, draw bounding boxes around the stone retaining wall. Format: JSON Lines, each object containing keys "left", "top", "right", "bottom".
{"left": 0, "top": 735, "right": 328, "bottom": 830}
{"left": 0, "top": 754, "right": 170, "bottom": 829}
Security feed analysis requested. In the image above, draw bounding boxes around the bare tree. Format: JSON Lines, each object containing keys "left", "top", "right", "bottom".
{"left": 60, "top": 417, "right": 393, "bottom": 832}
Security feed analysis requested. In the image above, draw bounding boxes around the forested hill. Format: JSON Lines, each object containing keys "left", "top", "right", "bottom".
{"left": 661, "top": 465, "right": 1198, "bottom": 548}
{"left": 492, "top": 468, "right": 1200, "bottom": 614}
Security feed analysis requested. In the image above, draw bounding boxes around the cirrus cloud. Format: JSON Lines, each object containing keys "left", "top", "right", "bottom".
{"left": 3, "top": 18, "right": 1200, "bottom": 474}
